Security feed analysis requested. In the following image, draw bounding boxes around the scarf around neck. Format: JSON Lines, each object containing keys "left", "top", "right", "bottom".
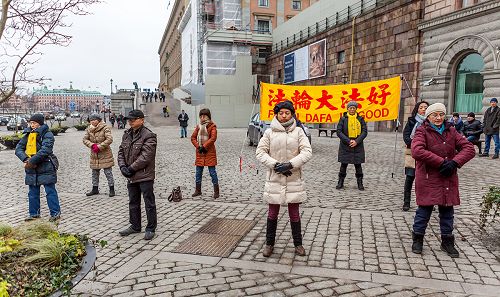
{"left": 430, "top": 123, "right": 445, "bottom": 135}
{"left": 198, "top": 120, "right": 211, "bottom": 145}
{"left": 410, "top": 113, "right": 426, "bottom": 139}
{"left": 279, "top": 117, "right": 295, "bottom": 131}
{"left": 347, "top": 113, "right": 361, "bottom": 138}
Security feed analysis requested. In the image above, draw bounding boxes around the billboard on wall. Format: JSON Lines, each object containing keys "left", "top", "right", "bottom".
{"left": 283, "top": 39, "right": 326, "bottom": 84}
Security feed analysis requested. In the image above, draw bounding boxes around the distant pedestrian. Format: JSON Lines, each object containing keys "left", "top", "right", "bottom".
{"left": 411, "top": 103, "right": 475, "bottom": 258}
{"left": 480, "top": 98, "right": 500, "bottom": 159}
{"left": 166, "top": 106, "right": 170, "bottom": 117}
{"left": 154, "top": 93, "right": 158, "bottom": 102}
{"left": 118, "top": 110, "right": 158, "bottom": 240}
{"left": 402, "top": 101, "right": 429, "bottom": 211}
{"left": 448, "top": 112, "right": 464, "bottom": 135}
{"left": 162, "top": 106, "right": 167, "bottom": 118}
{"left": 109, "top": 113, "right": 116, "bottom": 128}
{"left": 117, "top": 113, "right": 124, "bottom": 129}
{"left": 335, "top": 101, "right": 368, "bottom": 190}
{"left": 178, "top": 109, "right": 189, "bottom": 138}
{"left": 15, "top": 114, "right": 61, "bottom": 222}
{"left": 463, "top": 112, "right": 482, "bottom": 143}
{"left": 160, "top": 93, "right": 166, "bottom": 102}
{"left": 256, "top": 100, "right": 312, "bottom": 257}
{"left": 191, "top": 108, "right": 219, "bottom": 198}
{"left": 83, "top": 113, "right": 116, "bottom": 197}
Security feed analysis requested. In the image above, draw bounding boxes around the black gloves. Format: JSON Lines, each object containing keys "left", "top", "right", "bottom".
{"left": 198, "top": 146, "right": 208, "bottom": 154}
{"left": 282, "top": 170, "right": 292, "bottom": 177}
{"left": 120, "top": 166, "right": 135, "bottom": 178}
{"left": 274, "top": 162, "right": 293, "bottom": 174}
{"left": 439, "top": 160, "right": 458, "bottom": 177}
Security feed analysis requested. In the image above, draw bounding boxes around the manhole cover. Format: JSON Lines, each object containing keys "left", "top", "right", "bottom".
{"left": 174, "top": 218, "right": 256, "bottom": 257}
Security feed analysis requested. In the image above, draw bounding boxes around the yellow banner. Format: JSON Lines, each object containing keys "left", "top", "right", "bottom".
{"left": 260, "top": 76, "right": 401, "bottom": 123}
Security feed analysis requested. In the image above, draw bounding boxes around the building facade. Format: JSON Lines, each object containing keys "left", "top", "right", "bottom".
{"left": 33, "top": 85, "right": 104, "bottom": 112}
{"left": 418, "top": 0, "right": 500, "bottom": 115}
{"left": 266, "top": 0, "right": 424, "bottom": 130}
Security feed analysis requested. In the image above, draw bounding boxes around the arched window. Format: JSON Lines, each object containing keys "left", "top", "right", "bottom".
{"left": 454, "top": 53, "right": 484, "bottom": 112}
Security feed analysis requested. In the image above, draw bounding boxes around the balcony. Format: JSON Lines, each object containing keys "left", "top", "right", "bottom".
{"left": 205, "top": 25, "right": 273, "bottom": 46}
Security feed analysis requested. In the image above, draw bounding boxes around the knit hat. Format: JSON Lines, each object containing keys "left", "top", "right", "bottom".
{"left": 89, "top": 113, "right": 102, "bottom": 121}
{"left": 29, "top": 113, "right": 44, "bottom": 125}
{"left": 347, "top": 101, "right": 359, "bottom": 109}
{"left": 424, "top": 102, "right": 446, "bottom": 118}
{"left": 490, "top": 98, "right": 498, "bottom": 103}
{"left": 467, "top": 112, "right": 475, "bottom": 118}
{"left": 273, "top": 100, "right": 295, "bottom": 115}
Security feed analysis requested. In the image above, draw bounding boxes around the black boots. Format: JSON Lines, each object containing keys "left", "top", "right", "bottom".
{"left": 86, "top": 186, "right": 99, "bottom": 196}
{"left": 109, "top": 186, "right": 116, "bottom": 197}
{"left": 290, "top": 221, "right": 306, "bottom": 256}
{"left": 336, "top": 172, "right": 346, "bottom": 189}
{"left": 192, "top": 183, "right": 202, "bottom": 197}
{"left": 412, "top": 232, "right": 424, "bottom": 254}
{"left": 403, "top": 175, "right": 414, "bottom": 211}
{"left": 441, "top": 235, "right": 459, "bottom": 258}
{"left": 213, "top": 184, "right": 220, "bottom": 199}
{"left": 263, "top": 218, "right": 277, "bottom": 257}
{"left": 356, "top": 173, "right": 365, "bottom": 191}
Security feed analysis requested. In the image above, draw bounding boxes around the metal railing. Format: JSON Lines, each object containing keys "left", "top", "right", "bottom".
{"left": 271, "top": 0, "right": 393, "bottom": 53}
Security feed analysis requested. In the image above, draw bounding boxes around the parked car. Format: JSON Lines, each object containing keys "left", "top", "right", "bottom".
{"left": 247, "top": 113, "right": 311, "bottom": 146}
{"left": 55, "top": 113, "right": 67, "bottom": 121}
{"left": 7, "top": 117, "right": 28, "bottom": 131}
{"left": 70, "top": 112, "right": 81, "bottom": 118}
{"left": 0, "top": 116, "right": 10, "bottom": 126}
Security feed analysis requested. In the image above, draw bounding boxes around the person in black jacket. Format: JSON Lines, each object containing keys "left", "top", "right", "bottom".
{"left": 463, "top": 112, "right": 482, "bottom": 142}
{"left": 402, "top": 101, "right": 429, "bottom": 211}
{"left": 448, "top": 112, "right": 464, "bottom": 135}
{"left": 480, "top": 98, "right": 500, "bottom": 159}
{"left": 178, "top": 110, "right": 189, "bottom": 138}
{"left": 335, "top": 101, "right": 368, "bottom": 190}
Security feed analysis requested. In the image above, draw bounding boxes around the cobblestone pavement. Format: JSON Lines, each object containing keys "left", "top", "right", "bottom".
{"left": 0, "top": 121, "right": 499, "bottom": 296}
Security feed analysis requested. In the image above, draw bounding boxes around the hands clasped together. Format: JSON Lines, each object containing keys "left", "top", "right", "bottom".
{"left": 274, "top": 162, "right": 293, "bottom": 177}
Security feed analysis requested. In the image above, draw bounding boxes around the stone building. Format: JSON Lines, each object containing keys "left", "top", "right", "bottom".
{"left": 33, "top": 85, "right": 104, "bottom": 113}
{"left": 418, "top": 0, "right": 500, "bottom": 115}
{"left": 266, "top": 0, "right": 424, "bottom": 130}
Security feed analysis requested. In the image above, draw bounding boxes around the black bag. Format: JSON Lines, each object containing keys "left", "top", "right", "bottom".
{"left": 48, "top": 153, "right": 59, "bottom": 171}
{"left": 168, "top": 186, "right": 182, "bottom": 202}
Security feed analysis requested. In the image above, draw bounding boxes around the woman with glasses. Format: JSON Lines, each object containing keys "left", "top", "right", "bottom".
{"left": 410, "top": 103, "right": 475, "bottom": 258}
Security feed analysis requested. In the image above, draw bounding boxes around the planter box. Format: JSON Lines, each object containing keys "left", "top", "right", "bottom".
{"left": 0, "top": 138, "right": 21, "bottom": 149}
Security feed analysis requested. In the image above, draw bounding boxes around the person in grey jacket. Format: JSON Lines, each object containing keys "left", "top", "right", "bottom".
{"left": 480, "top": 98, "right": 500, "bottom": 159}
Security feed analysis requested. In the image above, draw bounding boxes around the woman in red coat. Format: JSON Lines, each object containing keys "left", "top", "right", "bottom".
{"left": 411, "top": 103, "right": 475, "bottom": 258}
{"left": 191, "top": 108, "right": 219, "bottom": 198}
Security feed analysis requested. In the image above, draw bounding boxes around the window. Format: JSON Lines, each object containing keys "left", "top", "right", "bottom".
{"left": 258, "top": 0, "right": 269, "bottom": 7}
{"left": 257, "top": 20, "right": 270, "bottom": 33}
{"left": 292, "top": 0, "right": 301, "bottom": 10}
{"left": 454, "top": 53, "right": 484, "bottom": 112}
{"left": 457, "top": 0, "right": 478, "bottom": 9}
{"left": 337, "top": 51, "right": 345, "bottom": 64}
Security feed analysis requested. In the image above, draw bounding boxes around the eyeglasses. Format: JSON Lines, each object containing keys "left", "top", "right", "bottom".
{"left": 429, "top": 113, "right": 445, "bottom": 119}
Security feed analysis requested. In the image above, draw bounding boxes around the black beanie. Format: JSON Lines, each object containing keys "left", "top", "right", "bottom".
{"left": 273, "top": 100, "right": 295, "bottom": 115}
{"left": 467, "top": 112, "right": 475, "bottom": 118}
{"left": 29, "top": 114, "right": 44, "bottom": 125}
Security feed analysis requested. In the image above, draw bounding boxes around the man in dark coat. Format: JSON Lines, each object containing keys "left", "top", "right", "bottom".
{"left": 118, "top": 110, "right": 158, "bottom": 240}
{"left": 480, "top": 97, "right": 500, "bottom": 159}
{"left": 15, "top": 114, "right": 61, "bottom": 221}
{"left": 178, "top": 109, "right": 189, "bottom": 138}
{"left": 463, "top": 112, "right": 482, "bottom": 142}
{"left": 335, "top": 100, "right": 368, "bottom": 190}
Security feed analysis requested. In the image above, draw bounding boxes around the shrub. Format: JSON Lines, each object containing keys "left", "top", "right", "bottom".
{"left": 73, "top": 123, "right": 88, "bottom": 131}
{"left": 0, "top": 223, "right": 12, "bottom": 237}
{"left": 479, "top": 186, "right": 500, "bottom": 229}
{"left": 0, "top": 132, "right": 23, "bottom": 141}
{"left": 14, "top": 221, "right": 57, "bottom": 240}
{"left": 49, "top": 127, "right": 61, "bottom": 136}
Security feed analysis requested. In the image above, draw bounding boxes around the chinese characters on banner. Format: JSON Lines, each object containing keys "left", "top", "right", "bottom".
{"left": 260, "top": 76, "right": 402, "bottom": 123}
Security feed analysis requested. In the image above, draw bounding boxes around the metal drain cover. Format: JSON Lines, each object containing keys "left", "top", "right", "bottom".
{"left": 174, "top": 218, "right": 256, "bottom": 257}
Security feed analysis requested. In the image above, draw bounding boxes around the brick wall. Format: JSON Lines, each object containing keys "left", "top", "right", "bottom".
{"left": 266, "top": 0, "right": 425, "bottom": 130}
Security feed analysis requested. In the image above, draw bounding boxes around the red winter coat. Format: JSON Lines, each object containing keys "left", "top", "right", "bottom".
{"left": 411, "top": 122, "right": 475, "bottom": 206}
{"left": 191, "top": 122, "right": 218, "bottom": 167}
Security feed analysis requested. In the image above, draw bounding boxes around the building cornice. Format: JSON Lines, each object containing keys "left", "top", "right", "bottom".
{"left": 418, "top": 1, "right": 500, "bottom": 32}
{"left": 158, "top": 0, "right": 184, "bottom": 54}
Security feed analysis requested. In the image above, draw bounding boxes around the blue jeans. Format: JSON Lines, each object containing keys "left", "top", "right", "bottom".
{"left": 28, "top": 183, "right": 61, "bottom": 217}
{"left": 484, "top": 133, "right": 500, "bottom": 155}
{"left": 180, "top": 126, "right": 187, "bottom": 138}
{"left": 413, "top": 205, "right": 454, "bottom": 236}
{"left": 195, "top": 166, "right": 218, "bottom": 185}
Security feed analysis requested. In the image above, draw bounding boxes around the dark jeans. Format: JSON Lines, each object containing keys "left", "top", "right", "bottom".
{"left": 340, "top": 163, "right": 363, "bottom": 175}
{"left": 268, "top": 203, "right": 300, "bottom": 222}
{"left": 127, "top": 180, "right": 157, "bottom": 232}
{"left": 28, "top": 183, "right": 60, "bottom": 217}
{"left": 195, "top": 166, "right": 218, "bottom": 185}
{"left": 180, "top": 126, "right": 187, "bottom": 138}
{"left": 484, "top": 133, "right": 500, "bottom": 155}
{"left": 413, "top": 205, "right": 454, "bottom": 236}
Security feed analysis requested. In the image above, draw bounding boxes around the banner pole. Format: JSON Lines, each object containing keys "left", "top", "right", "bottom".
{"left": 391, "top": 75, "right": 404, "bottom": 178}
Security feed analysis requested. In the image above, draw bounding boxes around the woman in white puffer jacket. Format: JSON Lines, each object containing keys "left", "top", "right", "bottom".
{"left": 256, "top": 100, "right": 312, "bottom": 257}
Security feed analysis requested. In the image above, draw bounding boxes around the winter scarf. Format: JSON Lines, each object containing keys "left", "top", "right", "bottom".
{"left": 347, "top": 113, "right": 361, "bottom": 138}
{"left": 430, "top": 123, "right": 445, "bottom": 135}
{"left": 410, "top": 113, "right": 426, "bottom": 140}
{"left": 26, "top": 132, "right": 38, "bottom": 157}
{"left": 280, "top": 117, "right": 295, "bottom": 131}
{"left": 198, "top": 120, "right": 211, "bottom": 145}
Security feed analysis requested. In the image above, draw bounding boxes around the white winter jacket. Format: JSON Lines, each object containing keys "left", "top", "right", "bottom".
{"left": 256, "top": 117, "right": 312, "bottom": 205}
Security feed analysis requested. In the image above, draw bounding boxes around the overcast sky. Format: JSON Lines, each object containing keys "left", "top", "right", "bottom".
{"left": 30, "top": 0, "right": 172, "bottom": 95}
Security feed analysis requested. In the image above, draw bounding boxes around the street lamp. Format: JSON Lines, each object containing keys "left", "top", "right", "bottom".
{"left": 110, "top": 78, "right": 113, "bottom": 95}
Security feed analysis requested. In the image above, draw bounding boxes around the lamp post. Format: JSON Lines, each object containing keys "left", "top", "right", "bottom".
{"left": 110, "top": 78, "right": 113, "bottom": 95}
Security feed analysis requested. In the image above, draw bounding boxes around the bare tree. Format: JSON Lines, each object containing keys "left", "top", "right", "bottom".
{"left": 0, "top": 0, "right": 100, "bottom": 105}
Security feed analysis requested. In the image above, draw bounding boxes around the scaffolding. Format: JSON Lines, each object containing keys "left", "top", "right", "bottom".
{"left": 215, "top": 0, "right": 242, "bottom": 30}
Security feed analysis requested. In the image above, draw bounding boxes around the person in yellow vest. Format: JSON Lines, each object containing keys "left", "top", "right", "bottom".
{"left": 15, "top": 114, "right": 61, "bottom": 222}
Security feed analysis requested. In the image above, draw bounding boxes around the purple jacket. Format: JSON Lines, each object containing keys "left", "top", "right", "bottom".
{"left": 411, "top": 121, "right": 475, "bottom": 206}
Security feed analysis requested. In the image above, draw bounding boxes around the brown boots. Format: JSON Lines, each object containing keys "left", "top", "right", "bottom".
{"left": 263, "top": 219, "right": 306, "bottom": 257}
{"left": 192, "top": 183, "right": 220, "bottom": 199}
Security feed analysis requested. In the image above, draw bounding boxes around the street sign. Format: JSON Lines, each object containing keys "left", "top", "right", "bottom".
{"left": 69, "top": 101, "right": 76, "bottom": 111}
